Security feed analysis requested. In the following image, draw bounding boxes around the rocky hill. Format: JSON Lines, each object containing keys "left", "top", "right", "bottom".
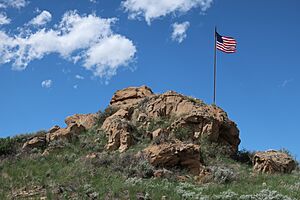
{"left": 0, "top": 86, "right": 299, "bottom": 200}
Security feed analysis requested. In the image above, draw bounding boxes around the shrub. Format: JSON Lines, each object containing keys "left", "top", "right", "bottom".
{"left": 199, "top": 137, "right": 232, "bottom": 165}
{"left": 92, "top": 152, "right": 154, "bottom": 179}
{"left": 0, "top": 137, "right": 17, "bottom": 156}
{"left": 209, "top": 166, "right": 237, "bottom": 184}
{"left": 213, "top": 190, "right": 239, "bottom": 200}
{"left": 173, "top": 126, "right": 193, "bottom": 141}
{"left": 175, "top": 182, "right": 206, "bottom": 200}
{"left": 234, "top": 149, "right": 254, "bottom": 165}
{"left": 147, "top": 117, "right": 172, "bottom": 132}
{"left": 186, "top": 96, "right": 204, "bottom": 106}
{"left": 239, "top": 189, "right": 294, "bottom": 200}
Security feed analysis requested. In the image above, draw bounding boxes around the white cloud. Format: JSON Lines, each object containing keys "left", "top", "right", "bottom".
{"left": 171, "top": 21, "right": 190, "bottom": 43}
{"left": 83, "top": 35, "right": 136, "bottom": 78}
{"left": 41, "top": 79, "right": 52, "bottom": 88}
{"left": 0, "top": 0, "right": 28, "bottom": 9}
{"left": 0, "top": 13, "right": 10, "bottom": 25}
{"left": 75, "top": 74, "right": 84, "bottom": 80}
{"left": 89, "top": 0, "right": 97, "bottom": 3}
{"left": 0, "top": 11, "right": 137, "bottom": 80}
{"left": 29, "top": 10, "right": 52, "bottom": 26}
{"left": 122, "top": 0, "right": 213, "bottom": 24}
{"left": 73, "top": 84, "right": 78, "bottom": 89}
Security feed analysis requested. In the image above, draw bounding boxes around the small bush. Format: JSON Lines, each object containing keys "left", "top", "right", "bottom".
{"left": 147, "top": 117, "right": 172, "bottom": 132}
{"left": 209, "top": 166, "right": 237, "bottom": 184}
{"left": 213, "top": 190, "right": 239, "bottom": 200}
{"left": 173, "top": 126, "right": 193, "bottom": 141}
{"left": 0, "top": 137, "right": 17, "bottom": 156}
{"left": 234, "top": 149, "right": 254, "bottom": 165}
{"left": 186, "top": 96, "right": 204, "bottom": 105}
{"left": 199, "top": 137, "right": 232, "bottom": 164}
{"left": 239, "top": 189, "right": 294, "bottom": 200}
{"left": 92, "top": 152, "right": 154, "bottom": 178}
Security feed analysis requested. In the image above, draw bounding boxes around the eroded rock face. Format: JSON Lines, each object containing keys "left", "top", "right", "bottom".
{"left": 110, "top": 85, "right": 154, "bottom": 106}
{"left": 171, "top": 113, "right": 240, "bottom": 153}
{"left": 253, "top": 150, "right": 296, "bottom": 174}
{"left": 65, "top": 113, "right": 98, "bottom": 130}
{"left": 103, "top": 86, "right": 240, "bottom": 155}
{"left": 46, "top": 123, "right": 85, "bottom": 142}
{"left": 101, "top": 109, "right": 134, "bottom": 152}
{"left": 143, "top": 141, "right": 202, "bottom": 174}
{"left": 22, "top": 136, "right": 46, "bottom": 150}
{"left": 49, "top": 125, "right": 60, "bottom": 134}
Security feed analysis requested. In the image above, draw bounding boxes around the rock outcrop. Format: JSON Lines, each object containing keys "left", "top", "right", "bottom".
{"left": 110, "top": 85, "right": 154, "bottom": 107}
{"left": 22, "top": 135, "right": 46, "bottom": 150}
{"left": 101, "top": 109, "right": 135, "bottom": 152}
{"left": 253, "top": 150, "right": 296, "bottom": 174}
{"left": 21, "top": 85, "right": 241, "bottom": 176}
{"left": 102, "top": 86, "right": 240, "bottom": 154}
{"left": 48, "top": 113, "right": 97, "bottom": 143}
{"left": 65, "top": 113, "right": 98, "bottom": 130}
{"left": 11, "top": 186, "right": 46, "bottom": 199}
{"left": 143, "top": 141, "right": 202, "bottom": 174}
{"left": 22, "top": 114, "right": 97, "bottom": 151}
{"left": 46, "top": 123, "right": 85, "bottom": 142}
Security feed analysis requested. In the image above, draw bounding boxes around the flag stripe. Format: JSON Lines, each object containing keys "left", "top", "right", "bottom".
{"left": 216, "top": 42, "right": 236, "bottom": 50}
{"left": 216, "top": 43, "right": 236, "bottom": 53}
{"left": 216, "top": 32, "right": 237, "bottom": 54}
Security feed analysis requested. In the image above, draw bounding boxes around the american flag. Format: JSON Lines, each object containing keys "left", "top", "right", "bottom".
{"left": 216, "top": 32, "right": 237, "bottom": 53}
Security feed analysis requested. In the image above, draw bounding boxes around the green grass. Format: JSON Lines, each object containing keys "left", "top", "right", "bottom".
{"left": 0, "top": 130, "right": 300, "bottom": 199}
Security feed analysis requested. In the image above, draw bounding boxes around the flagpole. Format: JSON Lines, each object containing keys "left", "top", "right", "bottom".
{"left": 213, "top": 26, "right": 217, "bottom": 105}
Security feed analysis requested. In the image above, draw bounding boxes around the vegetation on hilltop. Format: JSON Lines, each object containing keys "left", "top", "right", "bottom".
{"left": 0, "top": 126, "right": 299, "bottom": 199}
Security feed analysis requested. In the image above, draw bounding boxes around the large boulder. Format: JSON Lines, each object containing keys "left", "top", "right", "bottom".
{"left": 253, "top": 150, "right": 296, "bottom": 174}
{"left": 101, "top": 109, "right": 134, "bottom": 152}
{"left": 22, "top": 136, "right": 46, "bottom": 150}
{"left": 170, "top": 112, "right": 240, "bottom": 154}
{"left": 143, "top": 141, "right": 202, "bottom": 174}
{"left": 110, "top": 85, "right": 154, "bottom": 107}
{"left": 65, "top": 113, "right": 98, "bottom": 130}
{"left": 46, "top": 123, "right": 85, "bottom": 142}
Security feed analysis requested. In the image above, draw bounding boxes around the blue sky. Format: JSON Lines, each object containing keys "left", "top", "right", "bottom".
{"left": 0, "top": 0, "right": 299, "bottom": 158}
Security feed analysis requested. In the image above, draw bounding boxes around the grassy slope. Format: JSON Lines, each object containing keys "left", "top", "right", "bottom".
{"left": 0, "top": 129, "right": 299, "bottom": 200}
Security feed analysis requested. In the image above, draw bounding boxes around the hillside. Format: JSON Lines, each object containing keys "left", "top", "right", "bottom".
{"left": 0, "top": 86, "right": 299, "bottom": 200}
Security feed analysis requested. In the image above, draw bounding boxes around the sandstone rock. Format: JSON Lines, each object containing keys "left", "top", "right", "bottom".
{"left": 137, "top": 113, "right": 148, "bottom": 122}
{"left": 49, "top": 125, "right": 60, "bottom": 134}
{"left": 143, "top": 141, "right": 202, "bottom": 174}
{"left": 102, "top": 117, "right": 134, "bottom": 152}
{"left": 11, "top": 186, "right": 46, "bottom": 199}
{"left": 253, "top": 150, "right": 296, "bottom": 174}
{"left": 101, "top": 108, "right": 136, "bottom": 152}
{"left": 110, "top": 85, "right": 154, "bottom": 106}
{"left": 171, "top": 113, "right": 240, "bottom": 153}
{"left": 152, "top": 128, "right": 163, "bottom": 139}
{"left": 86, "top": 152, "right": 98, "bottom": 159}
{"left": 109, "top": 109, "right": 132, "bottom": 120}
{"left": 176, "top": 175, "right": 189, "bottom": 182}
{"left": 22, "top": 136, "right": 46, "bottom": 150}
{"left": 195, "top": 167, "right": 213, "bottom": 184}
{"left": 103, "top": 86, "right": 240, "bottom": 155}
{"left": 46, "top": 123, "right": 85, "bottom": 142}
{"left": 65, "top": 113, "right": 98, "bottom": 130}
{"left": 142, "top": 91, "right": 240, "bottom": 153}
